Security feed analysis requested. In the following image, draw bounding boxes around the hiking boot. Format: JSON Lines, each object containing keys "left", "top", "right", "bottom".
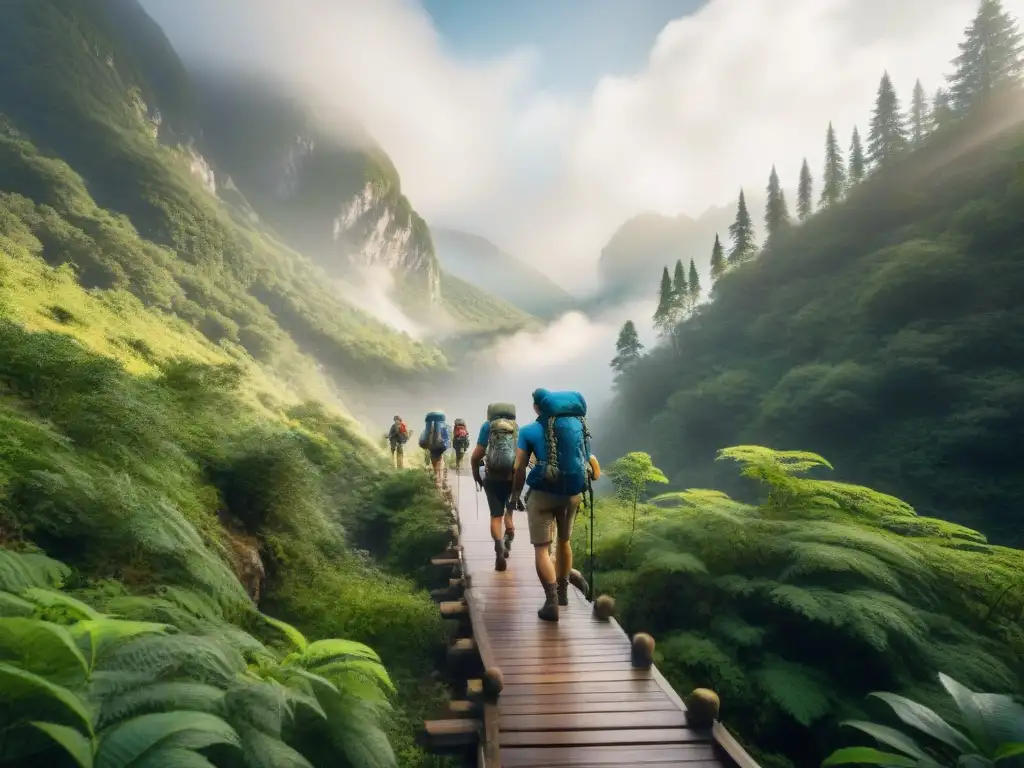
{"left": 537, "top": 582, "right": 559, "bottom": 622}
{"left": 494, "top": 540, "right": 507, "bottom": 572}
{"left": 569, "top": 570, "right": 590, "bottom": 600}
{"left": 556, "top": 577, "right": 569, "bottom": 606}
{"left": 503, "top": 529, "right": 514, "bottom": 557}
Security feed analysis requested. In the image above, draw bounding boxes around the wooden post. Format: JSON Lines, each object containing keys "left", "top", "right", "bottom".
{"left": 631, "top": 632, "right": 655, "bottom": 669}
{"left": 684, "top": 688, "right": 721, "bottom": 729}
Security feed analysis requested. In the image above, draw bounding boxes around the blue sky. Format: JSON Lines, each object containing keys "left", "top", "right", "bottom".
{"left": 421, "top": 0, "right": 703, "bottom": 93}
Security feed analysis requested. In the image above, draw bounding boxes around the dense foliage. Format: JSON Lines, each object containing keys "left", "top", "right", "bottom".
{"left": 0, "top": 306, "right": 455, "bottom": 764}
{"left": 604, "top": 0, "right": 1024, "bottom": 545}
{"left": 0, "top": 549, "right": 399, "bottom": 767}
{"left": 578, "top": 447, "right": 1024, "bottom": 768}
{"left": 823, "top": 672, "right": 1024, "bottom": 767}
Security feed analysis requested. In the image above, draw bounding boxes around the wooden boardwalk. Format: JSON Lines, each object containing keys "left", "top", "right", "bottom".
{"left": 423, "top": 469, "right": 760, "bottom": 767}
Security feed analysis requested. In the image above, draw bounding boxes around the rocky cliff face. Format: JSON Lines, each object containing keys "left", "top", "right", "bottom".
{"left": 193, "top": 80, "right": 441, "bottom": 300}
{"left": 333, "top": 180, "right": 440, "bottom": 299}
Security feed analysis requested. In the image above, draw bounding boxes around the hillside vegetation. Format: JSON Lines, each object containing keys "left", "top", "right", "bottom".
{"left": 578, "top": 447, "right": 1024, "bottom": 768}
{"left": 0, "top": 2, "right": 473, "bottom": 765}
{"left": 606, "top": 91, "right": 1024, "bottom": 548}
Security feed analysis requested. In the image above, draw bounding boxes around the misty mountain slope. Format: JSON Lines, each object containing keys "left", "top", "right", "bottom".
{"left": 603, "top": 94, "right": 1024, "bottom": 547}
{"left": 596, "top": 200, "right": 765, "bottom": 305}
{"left": 432, "top": 227, "right": 579, "bottom": 319}
{"left": 193, "top": 77, "right": 441, "bottom": 299}
{"left": 0, "top": 0, "right": 448, "bottom": 386}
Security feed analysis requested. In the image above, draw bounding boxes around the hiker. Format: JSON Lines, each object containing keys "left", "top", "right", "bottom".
{"left": 418, "top": 411, "right": 451, "bottom": 488}
{"left": 508, "top": 388, "right": 592, "bottom": 622}
{"left": 452, "top": 418, "right": 471, "bottom": 470}
{"left": 387, "top": 415, "right": 409, "bottom": 469}
{"left": 470, "top": 403, "right": 518, "bottom": 571}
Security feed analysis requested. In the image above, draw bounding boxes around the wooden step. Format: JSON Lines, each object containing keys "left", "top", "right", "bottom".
{"left": 417, "top": 718, "right": 480, "bottom": 753}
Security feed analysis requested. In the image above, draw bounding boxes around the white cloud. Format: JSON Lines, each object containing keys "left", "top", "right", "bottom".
{"left": 143, "top": 0, "right": 1024, "bottom": 289}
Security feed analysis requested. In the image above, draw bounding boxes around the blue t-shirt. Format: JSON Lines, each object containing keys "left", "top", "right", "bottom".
{"left": 476, "top": 422, "right": 490, "bottom": 447}
{"left": 517, "top": 421, "right": 547, "bottom": 463}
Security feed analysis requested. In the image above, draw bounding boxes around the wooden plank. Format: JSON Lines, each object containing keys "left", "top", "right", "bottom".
{"left": 501, "top": 744, "right": 719, "bottom": 766}
{"left": 499, "top": 698, "right": 679, "bottom": 716}
{"left": 501, "top": 726, "right": 705, "bottom": 747}
{"left": 499, "top": 691, "right": 666, "bottom": 708}
{"left": 493, "top": 659, "right": 630, "bottom": 671}
{"left": 502, "top": 669, "right": 651, "bottom": 685}
{"left": 502, "top": 679, "right": 660, "bottom": 697}
{"left": 502, "top": 710, "right": 688, "bottom": 732}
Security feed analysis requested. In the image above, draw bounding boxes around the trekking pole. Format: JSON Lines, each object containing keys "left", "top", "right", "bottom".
{"left": 588, "top": 484, "right": 595, "bottom": 602}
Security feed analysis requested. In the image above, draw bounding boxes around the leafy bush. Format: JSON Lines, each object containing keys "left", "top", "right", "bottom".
{"left": 581, "top": 447, "right": 1024, "bottom": 767}
{"left": 0, "top": 549, "right": 398, "bottom": 767}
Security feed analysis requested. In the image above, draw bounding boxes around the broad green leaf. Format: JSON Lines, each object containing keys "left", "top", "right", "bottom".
{"left": 238, "top": 725, "right": 315, "bottom": 768}
{"left": 872, "top": 691, "right": 978, "bottom": 755}
{"left": 0, "top": 662, "right": 92, "bottom": 732}
{"left": 0, "top": 590, "right": 36, "bottom": 617}
{"left": 96, "top": 711, "right": 240, "bottom": 768}
{"left": 24, "top": 588, "right": 104, "bottom": 621}
{"left": 301, "top": 639, "right": 381, "bottom": 665}
{"left": 939, "top": 674, "right": 1024, "bottom": 753}
{"left": 98, "top": 682, "right": 226, "bottom": 729}
{"left": 840, "top": 720, "right": 938, "bottom": 764}
{"left": 958, "top": 757, "right": 995, "bottom": 767}
{"left": 260, "top": 614, "right": 307, "bottom": 653}
{"left": 822, "top": 746, "right": 918, "bottom": 766}
{"left": 70, "top": 619, "right": 168, "bottom": 670}
{"left": 307, "top": 658, "right": 394, "bottom": 694}
{"left": 994, "top": 742, "right": 1024, "bottom": 761}
{"left": 131, "top": 748, "right": 218, "bottom": 768}
{"left": 0, "top": 618, "right": 89, "bottom": 685}
{"left": 31, "top": 721, "right": 95, "bottom": 768}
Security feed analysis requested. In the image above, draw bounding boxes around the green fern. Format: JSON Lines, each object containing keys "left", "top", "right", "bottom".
{"left": 754, "top": 658, "right": 833, "bottom": 727}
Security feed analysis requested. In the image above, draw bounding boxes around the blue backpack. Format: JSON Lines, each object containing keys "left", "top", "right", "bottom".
{"left": 528, "top": 389, "right": 590, "bottom": 496}
{"left": 419, "top": 411, "right": 450, "bottom": 452}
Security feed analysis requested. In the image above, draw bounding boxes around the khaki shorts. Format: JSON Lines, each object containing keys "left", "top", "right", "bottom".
{"left": 526, "top": 489, "right": 582, "bottom": 546}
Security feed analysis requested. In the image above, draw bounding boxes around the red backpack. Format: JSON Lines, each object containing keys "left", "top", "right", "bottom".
{"left": 454, "top": 423, "right": 468, "bottom": 439}
{"left": 397, "top": 421, "right": 408, "bottom": 439}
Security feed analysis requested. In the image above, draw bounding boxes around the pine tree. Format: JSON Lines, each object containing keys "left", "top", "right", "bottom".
{"left": 910, "top": 79, "right": 931, "bottom": 145}
{"left": 933, "top": 87, "right": 955, "bottom": 130}
{"left": 709, "top": 234, "right": 725, "bottom": 281}
{"left": 848, "top": 126, "right": 866, "bottom": 187}
{"left": 653, "top": 266, "right": 674, "bottom": 334}
{"left": 671, "top": 259, "right": 688, "bottom": 318}
{"left": 611, "top": 320, "right": 644, "bottom": 374}
{"left": 820, "top": 123, "right": 846, "bottom": 208}
{"left": 764, "top": 165, "right": 790, "bottom": 240}
{"left": 797, "top": 159, "right": 813, "bottom": 221}
{"left": 868, "top": 71, "right": 908, "bottom": 167}
{"left": 688, "top": 258, "right": 700, "bottom": 302}
{"left": 727, "top": 190, "right": 756, "bottom": 264}
{"left": 949, "top": 0, "right": 1024, "bottom": 114}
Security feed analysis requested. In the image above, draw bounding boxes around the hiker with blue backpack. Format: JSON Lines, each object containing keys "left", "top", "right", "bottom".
{"left": 470, "top": 403, "right": 519, "bottom": 572}
{"left": 419, "top": 411, "right": 451, "bottom": 488}
{"left": 508, "top": 388, "right": 593, "bottom": 622}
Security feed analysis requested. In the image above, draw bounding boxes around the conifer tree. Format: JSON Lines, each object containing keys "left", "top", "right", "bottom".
{"left": 672, "top": 259, "right": 688, "bottom": 317}
{"left": 797, "top": 159, "right": 813, "bottom": 221}
{"left": 820, "top": 123, "right": 846, "bottom": 208}
{"left": 910, "top": 79, "right": 931, "bottom": 145}
{"left": 933, "top": 87, "right": 955, "bottom": 130}
{"left": 727, "top": 190, "right": 756, "bottom": 264}
{"left": 611, "top": 320, "right": 644, "bottom": 375}
{"left": 848, "top": 126, "right": 866, "bottom": 186}
{"left": 949, "top": 0, "right": 1024, "bottom": 114}
{"left": 653, "top": 266, "right": 674, "bottom": 334}
{"left": 688, "top": 258, "right": 700, "bottom": 302}
{"left": 709, "top": 234, "right": 725, "bottom": 281}
{"left": 764, "top": 165, "right": 790, "bottom": 240}
{"left": 868, "top": 71, "right": 908, "bottom": 167}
